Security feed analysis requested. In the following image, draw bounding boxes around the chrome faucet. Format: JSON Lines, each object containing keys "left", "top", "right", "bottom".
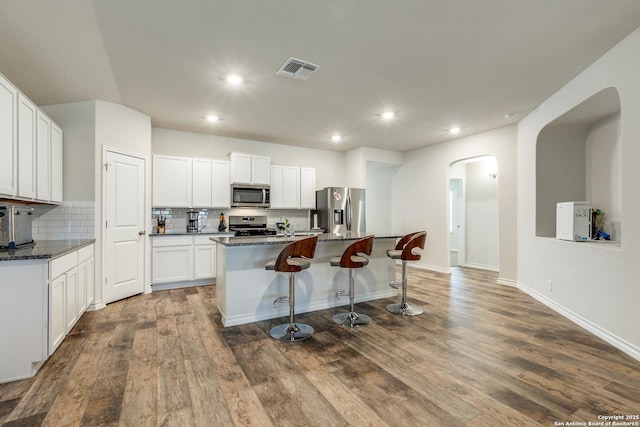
{"left": 284, "top": 224, "right": 295, "bottom": 238}
{"left": 198, "top": 224, "right": 208, "bottom": 233}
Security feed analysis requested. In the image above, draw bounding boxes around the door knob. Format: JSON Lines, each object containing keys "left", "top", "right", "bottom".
{"left": 139, "top": 231, "right": 146, "bottom": 235}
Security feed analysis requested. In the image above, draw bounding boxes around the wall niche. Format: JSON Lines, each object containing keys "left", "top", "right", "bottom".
{"left": 536, "top": 87, "right": 621, "bottom": 242}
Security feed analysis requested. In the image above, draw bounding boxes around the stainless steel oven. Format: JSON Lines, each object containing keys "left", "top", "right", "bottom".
{"left": 231, "top": 184, "right": 270, "bottom": 208}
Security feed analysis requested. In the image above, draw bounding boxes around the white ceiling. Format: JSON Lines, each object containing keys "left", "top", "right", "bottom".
{"left": 1, "top": 1, "right": 639, "bottom": 152}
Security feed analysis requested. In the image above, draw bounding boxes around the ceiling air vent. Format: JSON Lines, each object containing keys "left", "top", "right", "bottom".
{"left": 277, "top": 57, "right": 320, "bottom": 81}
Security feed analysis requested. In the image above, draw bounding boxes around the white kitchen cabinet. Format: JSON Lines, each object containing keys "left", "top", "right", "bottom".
{"left": 270, "top": 165, "right": 300, "bottom": 209}
{"left": 192, "top": 157, "right": 213, "bottom": 207}
{"left": 212, "top": 159, "right": 231, "bottom": 208}
{"left": 48, "top": 273, "right": 66, "bottom": 356}
{"left": 86, "top": 256, "right": 95, "bottom": 307}
{"left": 194, "top": 236, "right": 216, "bottom": 280}
{"left": 0, "top": 73, "right": 17, "bottom": 196}
{"left": 151, "top": 236, "right": 217, "bottom": 287}
{"left": 48, "top": 244, "right": 94, "bottom": 356}
{"left": 151, "top": 236, "right": 194, "bottom": 284}
{"left": 153, "top": 154, "right": 192, "bottom": 207}
{"left": 36, "top": 111, "right": 50, "bottom": 201}
{"left": 77, "top": 244, "right": 94, "bottom": 315}
{"left": 300, "top": 167, "right": 316, "bottom": 209}
{"left": 229, "top": 152, "right": 270, "bottom": 184}
{"left": 17, "top": 94, "right": 37, "bottom": 199}
{"left": 49, "top": 122, "right": 63, "bottom": 204}
{"left": 64, "top": 266, "right": 78, "bottom": 333}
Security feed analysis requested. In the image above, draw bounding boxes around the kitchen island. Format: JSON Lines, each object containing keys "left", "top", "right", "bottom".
{"left": 210, "top": 233, "right": 402, "bottom": 327}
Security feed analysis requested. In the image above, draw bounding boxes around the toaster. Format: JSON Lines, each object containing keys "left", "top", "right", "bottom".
{"left": 0, "top": 206, "right": 35, "bottom": 249}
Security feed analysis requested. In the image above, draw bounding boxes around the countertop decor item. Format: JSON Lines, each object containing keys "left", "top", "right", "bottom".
{"left": 157, "top": 216, "right": 166, "bottom": 234}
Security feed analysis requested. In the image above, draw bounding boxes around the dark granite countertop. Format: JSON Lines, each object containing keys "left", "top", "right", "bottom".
{"left": 210, "top": 233, "right": 402, "bottom": 247}
{"left": 0, "top": 239, "right": 96, "bottom": 262}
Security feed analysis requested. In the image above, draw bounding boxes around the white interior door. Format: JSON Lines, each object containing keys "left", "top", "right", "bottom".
{"left": 104, "top": 150, "right": 146, "bottom": 303}
{"left": 449, "top": 178, "right": 465, "bottom": 267}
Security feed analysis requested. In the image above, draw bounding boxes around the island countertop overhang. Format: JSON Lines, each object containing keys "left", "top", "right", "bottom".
{"left": 209, "top": 233, "right": 403, "bottom": 247}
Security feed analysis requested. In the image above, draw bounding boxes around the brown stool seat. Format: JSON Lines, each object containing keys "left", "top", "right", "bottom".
{"left": 386, "top": 231, "right": 427, "bottom": 316}
{"left": 265, "top": 235, "right": 318, "bottom": 342}
{"left": 330, "top": 235, "right": 375, "bottom": 327}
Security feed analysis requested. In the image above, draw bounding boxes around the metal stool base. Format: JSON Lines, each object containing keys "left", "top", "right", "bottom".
{"left": 386, "top": 302, "right": 424, "bottom": 316}
{"left": 332, "top": 311, "right": 372, "bottom": 327}
{"left": 270, "top": 323, "right": 314, "bottom": 342}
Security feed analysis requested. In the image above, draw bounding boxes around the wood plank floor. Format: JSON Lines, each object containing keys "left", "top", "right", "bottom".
{"left": 1, "top": 267, "right": 639, "bottom": 426}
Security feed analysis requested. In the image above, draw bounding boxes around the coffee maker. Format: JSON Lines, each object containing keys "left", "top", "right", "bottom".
{"left": 187, "top": 210, "right": 199, "bottom": 233}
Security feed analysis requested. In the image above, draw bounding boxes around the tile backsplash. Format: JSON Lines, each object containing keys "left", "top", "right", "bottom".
{"left": 151, "top": 208, "right": 311, "bottom": 233}
{"left": 31, "top": 201, "right": 96, "bottom": 240}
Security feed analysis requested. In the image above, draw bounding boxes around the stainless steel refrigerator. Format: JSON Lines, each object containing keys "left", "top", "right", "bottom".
{"left": 315, "top": 187, "right": 366, "bottom": 235}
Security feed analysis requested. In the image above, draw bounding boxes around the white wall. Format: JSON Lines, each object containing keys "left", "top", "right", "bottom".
{"left": 517, "top": 27, "right": 640, "bottom": 359}
{"left": 152, "top": 128, "right": 345, "bottom": 190}
{"left": 391, "top": 125, "right": 517, "bottom": 281}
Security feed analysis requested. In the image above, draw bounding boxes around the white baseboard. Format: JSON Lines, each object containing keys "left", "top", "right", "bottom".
{"left": 151, "top": 279, "right": 215, "bottom": 291}
{"left": 404, "top": 261, "right": 451, "bottom": 274}
{"left": 461, "top": 262, "right": 499, "bottom": 272}
{"left": 517, "top": 281, "right": 640, "bottom": 362}
{"left": 497, "top": 277, "right": 518, "bottom": 287}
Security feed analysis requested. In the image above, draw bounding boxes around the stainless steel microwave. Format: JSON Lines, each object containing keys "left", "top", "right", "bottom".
{"left": 231, "top": 184, "right": 270, "bottom": 208}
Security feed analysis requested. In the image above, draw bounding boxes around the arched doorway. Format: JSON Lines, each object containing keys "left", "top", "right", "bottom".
{"left": 449, "top": 156, "right": 499, "bottom": 270}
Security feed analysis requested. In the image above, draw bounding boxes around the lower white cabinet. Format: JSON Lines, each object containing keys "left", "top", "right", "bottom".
{"left": 152, "top": 235, "right": 216, "bottom": 286}
{"left": 48, "top": 243, "right": 95, "bottom": 356}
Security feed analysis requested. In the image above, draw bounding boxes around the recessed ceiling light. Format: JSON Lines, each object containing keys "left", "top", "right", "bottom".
{"left": 381, "top": 111, "right": 395, "bottom": 120}
{"left": 331, "top": 134, "right": 343, "bottom": 142}
{"left": 206, "top": 114, "right": 219, "bottom": 122}
{"left": 449, "top": 127, "right": 461, "bottom": 135}
{"left": 225, "top": 74, "right": 244, "bottom": 86}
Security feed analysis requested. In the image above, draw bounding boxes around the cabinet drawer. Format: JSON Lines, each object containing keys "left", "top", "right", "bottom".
{"left": 77, "top": 244, "right": 94, "bottom": 262}
{"left": 151, "top": 236, "right": 193, "bottom": 247}
{"left": 49, "top": 251, "right": 78, "bottom": 279}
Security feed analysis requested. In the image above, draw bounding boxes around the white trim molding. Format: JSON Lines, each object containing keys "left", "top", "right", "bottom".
{"left": 517, "top": 281, "right": 640, "bottom": 362}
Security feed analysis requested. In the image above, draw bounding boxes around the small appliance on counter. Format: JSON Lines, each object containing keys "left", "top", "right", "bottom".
{"left": 218, "top": 212, "right": 227, "bottom": 232}
{"left": 187, "top": 210, "right": 199, "bottom": 233}
{"left": 556, "top": 201, "right": 591, "bottom": 241}
{"left": 229, "top": 215, "right": 277, "bottom": 236}
{"left": 0, "top": 205, "right": 35, "bottom": 250}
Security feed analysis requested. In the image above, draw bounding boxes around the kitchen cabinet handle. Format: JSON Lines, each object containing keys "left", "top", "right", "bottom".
{"left": 139, "top": 231, "right": 146, "bottom": 235}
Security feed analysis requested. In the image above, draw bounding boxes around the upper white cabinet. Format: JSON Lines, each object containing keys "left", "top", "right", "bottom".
{"left": 0, "top": 73, "right": 17, "bottom": 196}
{"left": 229, "top": 152, "right": 270, "bottom": 185}
{"left": 36, "top": 111, "right": 51, "bottom": 201}
{"left": 270, "top": 165, "right": 315, "bottom": 209}
{"left": 300, "top": 167, "right": 316, "bottom": 209}
{"left": 153, "top": 155, "right": 230, "bottom": 208}
{"left": 1, "top": 72, "right": 62, "bottom": 204}
{"left": 153, "top": 155, "right": 192, "bottom": 207}
{"left": 212, "top": 159, "right": 231, "bottom": 208}
{"left": 50, "top": 122, "right": 63, "bottom": 204}
{"left": 270, "top": 165, "right": 300, "bottom": 209}
{"left": 192, "top": 157, "right": 213, "bottom": 207}
{"left": 17, "top": 94, "right": 37, "bottom": 199}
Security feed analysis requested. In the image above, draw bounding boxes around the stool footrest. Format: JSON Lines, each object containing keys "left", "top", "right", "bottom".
{"left": 273, "top": 296, "right": 289, "bottom": 308}
{"left": 335, "top": 289, "right": 346, "bottom": 299}
{"left": 389, "top": 281, "right": 401, "bottom": 289}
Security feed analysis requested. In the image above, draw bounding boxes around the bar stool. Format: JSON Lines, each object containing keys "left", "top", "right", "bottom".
{"left": 330, "top": 235, "right": 375, "bottom": 327}
{"left": 386, "top": 231, "right": 427, "bottom": 316}
{"left": 265, "top": 235, "right": 318, "bottom": 342}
